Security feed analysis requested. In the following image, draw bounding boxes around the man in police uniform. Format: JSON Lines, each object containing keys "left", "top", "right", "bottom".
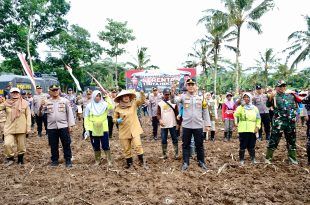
{"left": 148, "top": 87, "right": 162, "bottom": 140}
{"left": 178, "top": 79, "right": 211, "bottom": 171}
{"left": 265, "top": 80, "right": 300, "bottom": 164}
{"left": 33, "top": 85, "right": 48, "bottom": 137}
{"left": 107, "top": 89, "right": 118, "bottom": 138}
{"left": 44, "top": 85, "right": 75, "bottom": 167}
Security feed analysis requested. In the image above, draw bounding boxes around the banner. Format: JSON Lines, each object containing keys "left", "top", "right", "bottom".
{"left": 125, "top": 68, "right": 196, "bottom": 92}
{"left": 65, "top": 65, "right": 82, "bottom": 91}
{"left": 17, "top": 53, "right": 36, "bottom": 88}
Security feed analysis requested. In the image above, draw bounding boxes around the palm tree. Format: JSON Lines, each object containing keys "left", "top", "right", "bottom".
{"left": 187, "top": 41, "right": 212, "bottom": 75}
{"left": 285, "top": 15, "right": 310, "bottom": 68}
{"left": 127, "top": 47, "right": 159, "bottom": 70}
{"left": 199, "top": 11, "right": 236, "bottom": 95}
{"left": 273, "top": 64, "right": 295, "bottom": 83}
{"left": 201, "top": 0, "right": 274, "bottom": 93}
{"left": 254, "top": 48, "right": 279, "bottom": 87}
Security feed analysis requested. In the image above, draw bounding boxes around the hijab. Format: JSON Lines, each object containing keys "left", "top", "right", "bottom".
{"left": 242, "top": 92, "right": 254, "bottom": 110}
{"left": 85, "top": 90, "right": 108, "bottom": 116}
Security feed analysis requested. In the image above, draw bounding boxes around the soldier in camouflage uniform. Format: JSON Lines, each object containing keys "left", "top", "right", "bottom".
{"left": 265, "top": 80, "right": 301, "bottom": 164}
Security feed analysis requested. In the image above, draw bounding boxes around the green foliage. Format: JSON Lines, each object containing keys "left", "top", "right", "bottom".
{"left": 126, "top": 47, "right": 159, "bottom": 70}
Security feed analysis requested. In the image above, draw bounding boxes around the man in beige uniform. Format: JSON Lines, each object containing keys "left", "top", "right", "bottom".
{"left": 43, "top": 85, "right": 75, "bottom": 167}
{"left": 1, "top": 88, "right": 31, "bottom": 165}
{"left": 33, "top": 85, "right": 48, "bottom": 137}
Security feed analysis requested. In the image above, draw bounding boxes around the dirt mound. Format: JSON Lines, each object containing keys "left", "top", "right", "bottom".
{"left": 0, "top": 117, "right": 309, "bottom": 205}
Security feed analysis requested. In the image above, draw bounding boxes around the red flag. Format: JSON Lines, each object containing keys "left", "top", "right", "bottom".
{"left": 17, "top": 53, "right": 36, "bottom": 88}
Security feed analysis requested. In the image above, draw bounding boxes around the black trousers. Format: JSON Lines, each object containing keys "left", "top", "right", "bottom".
{"left": 107, "top": 116, "right": 114, "bottom": 137}
{"left": 239, "top": 132, "right": 256, "bottom": 151}
{"left": 35, "top": 114, "right": 47, "bottom": 134}
{"left": 152, "top": 116, "right": 159, "bottom": 138}
{"left": 259, "top": 113, "right": 271, "bottom": 139}
{"left": 182, "top": 128, "right": 205, "bottom": 165}
{"left": 47, "top": 128, "right": 72, "bottom": 162}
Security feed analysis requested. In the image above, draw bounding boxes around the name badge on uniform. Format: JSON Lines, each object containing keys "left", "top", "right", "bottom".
{"left": 47, "top": 103, "right": 53, "bottom": 113}
{"left": 58, "top": 103, "right": 66, "bottom": 112}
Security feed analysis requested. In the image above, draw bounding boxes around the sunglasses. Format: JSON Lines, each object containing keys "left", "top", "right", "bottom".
{"left": 51, "top": 89, "right": 59, "bottom": 92}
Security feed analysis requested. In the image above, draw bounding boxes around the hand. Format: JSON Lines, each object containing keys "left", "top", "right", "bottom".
{"left": 177, "top": 115, "right": 181, "bottom": 121}
{"left": 68, "top": 127, "right": 73, "bottom": 133}
{"left": 159, "top": 120, "right": 165, "bottom": 126}
{"left": 117, "top": 118, "right": 123, "bottom": 124}
{"left": 205, "top": 126, "right": 211, "bottom": 132}
{"left": 254, "top": 127, "right": 259, "bottom": 133}
{"left": 26, "top": 130, "right": 32, "bottom": 134}
{"left": 84, "top": 130, "right": 90, "bottom": 140}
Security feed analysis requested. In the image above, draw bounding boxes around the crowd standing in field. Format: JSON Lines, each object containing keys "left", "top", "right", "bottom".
{"left": 0, "top": 79, "right": 309, "bottom": 170}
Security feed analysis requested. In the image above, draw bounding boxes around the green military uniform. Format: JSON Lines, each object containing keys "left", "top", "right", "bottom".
{"left": 265, "top": 80, "right": 299, "bottom": 164}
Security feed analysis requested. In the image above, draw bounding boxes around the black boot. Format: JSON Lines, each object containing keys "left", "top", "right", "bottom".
{"left": 203, "top": 132, "right": 206, "bottom": 141}
{"left": 138, "top": 154, "right": 149, "bottom": 169}
{"left": 125, "top": 157, "right": 133, "bottom": 169}
{"left": 210, "top": 131, "right": 215, "bottom": 141}
{"left": 224, "top": 132, "right": 228, "bottom": 142}
{"left": 228, "top": 131, "right": 232, "bottom": 141}
{"left": 5, "top": 157, "right": 14, "bottom": 166}
{"left": 249, "top": 149, "right": 257, "bottom": 164}
{"left": 239, "top": 149, "right": 245, "bottom": 165}
{"left": 17, "top": 154, "right": 24, "bottom": 165}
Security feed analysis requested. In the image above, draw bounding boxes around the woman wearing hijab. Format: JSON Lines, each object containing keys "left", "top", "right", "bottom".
{"left": 84, "top": 90, "right": 113, "bottom": 166}
{"left": 0, "top": 88, "right": 31, "bottom": 166}
{"left": 234, "top": 93, "right": 261, "bottom": 165}
{"left": 222, "top": 93, "right": 236, "bottom": 141}
{"left": 113, "top": 90, "right": 147, "bottom": 169}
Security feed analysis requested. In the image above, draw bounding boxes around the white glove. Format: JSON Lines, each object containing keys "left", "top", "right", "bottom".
{"left": 84, "top": 130, "right": 90, "bottom": 140}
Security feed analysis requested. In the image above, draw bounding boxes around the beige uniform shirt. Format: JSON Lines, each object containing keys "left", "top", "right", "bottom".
{"left": 33, "top": 93, "right": 48, "bottom": 115}
{"left": 46, "top": 97, "right": 75, "bottom": 129}
{"left": 0, "top": 102, "right": 6, "bottom": 123}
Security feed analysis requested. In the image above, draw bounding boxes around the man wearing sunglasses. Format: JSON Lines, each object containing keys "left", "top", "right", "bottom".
{"left": 265, "top": 80, "right": 301, "bottom": 165}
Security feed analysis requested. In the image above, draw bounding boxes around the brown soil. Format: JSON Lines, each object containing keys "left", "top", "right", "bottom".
{"left": 0, "top": 117, "right": 309, "bottom": 205}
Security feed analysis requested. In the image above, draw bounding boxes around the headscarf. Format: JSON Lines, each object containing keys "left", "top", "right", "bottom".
{"left": 4, "top": 96, "right": 28, "bottom": 122}
{"left": 224, "top": 95, "right": 235, "bottom": 109}
{"left": 242, "top": 92, "right": 254, "bottom": 110}
{"left": 85, "top": 90, "right": 108, "bottom": 116}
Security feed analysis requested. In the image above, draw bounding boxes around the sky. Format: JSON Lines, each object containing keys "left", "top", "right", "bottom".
{"left": 64, "top": 0, "right": 310, "bottom": 72}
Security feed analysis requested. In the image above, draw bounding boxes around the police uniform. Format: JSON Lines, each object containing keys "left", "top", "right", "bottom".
{"left": 265, "top": 80, "right": 299, "bottom": 164}
{"left": 179, "top": 79, "right": 211, "bottom": 171}
{"left": 107, "top": 89, "right": 117, "bottom": 138}
{"left": 33, "top": 85, "right": 48, "bottom": 137}
{"left": 148, "top": 87, "right": 162, "bottom": 140}
{"left": 46, "top": 85, "right": 75, "bottom": 167}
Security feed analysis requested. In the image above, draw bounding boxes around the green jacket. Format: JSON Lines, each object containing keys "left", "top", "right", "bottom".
{"left": 84, "top": 97, "right": 113, "bottom": 136}
{"left": 234, "top": 105, "right": 261, "bottom": 133}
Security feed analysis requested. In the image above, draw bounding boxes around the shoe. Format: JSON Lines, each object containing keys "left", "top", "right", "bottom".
{"left": 173, "top": 143, "right": 179, "bottom": 160}
{"left": 138, "top": 154, "right": 149, "bottom": 169}
{"left": 94, "top": 151, "right": 101, "bottom": 166}
{"left": 50, "top": 161, "right": 59, "bottom": 167}
{"left": 17, "top": 154, "right": 24, "bottom": 165}
{"left": 224, "top": 132, "right": 228, "bottom": 142}
{"left": 104, "top": 150, "right": 112, "bottom": 167}
{"left": 5, "top": 157, "right": 14, "bottom": 166}
{"left": 265, "top": 148, "right": 274, "bottom": 162}
{"left": 65, "top": 160, "right": 72, "bottom": 168}
{"left": 38, "top": 132, "right": 42, "bottom": 138}
{"left": 161, "top": 144, "right": 168, "bottom": 159}
{"left": 240, "top": 160, "right": 245, "bottom": 165}
{"left": 181, "top": 163, "right": 189, "bottom": 171}
{"left": 198, "top": 162, "right": 208, "bottom": 171}
{"left": 288, "top": 149, "right": 298, "bottom": 165}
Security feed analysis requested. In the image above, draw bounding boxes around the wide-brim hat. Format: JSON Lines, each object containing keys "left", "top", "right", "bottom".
{"left": 114, "top": 90, "right": 136, "bottom": 103}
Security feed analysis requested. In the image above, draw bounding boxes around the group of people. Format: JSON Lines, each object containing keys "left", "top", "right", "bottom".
{"left": 0, "top": 78, "right": 309, "bottom": 171}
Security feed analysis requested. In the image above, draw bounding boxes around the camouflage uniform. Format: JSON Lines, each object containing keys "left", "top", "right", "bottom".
{"left": 265, "top": 81, "right": 299, "bottom": 164}
{"left": 301, "top": 94, "right": 310, "bottom": 165}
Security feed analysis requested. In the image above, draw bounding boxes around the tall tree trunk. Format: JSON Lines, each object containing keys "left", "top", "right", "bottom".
{"left": 115, "top": 53, "right": 118, "bottom": 87}
{"left": 264, "top": 64, "right": 268, "bottom": 87}
{"left": 214, "top": 49, "right": 218, "bottom": 96}
{"left": 235, "top": 26, "right": 241, "bottom": 94}
{"left": 27, "top": 18, "right": 34, "bottom": 75}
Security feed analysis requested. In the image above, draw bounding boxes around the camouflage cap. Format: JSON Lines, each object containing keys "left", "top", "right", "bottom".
{"left": 276, "top": 80, "right": 286, "bottom": 87}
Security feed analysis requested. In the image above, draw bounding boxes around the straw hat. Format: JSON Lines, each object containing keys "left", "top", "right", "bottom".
{"left": 114, "top": 90, "right": 136, "bottom": 103}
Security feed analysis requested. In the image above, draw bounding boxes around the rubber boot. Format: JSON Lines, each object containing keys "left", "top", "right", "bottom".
{"left": 239, "top": 149, "right": 245, "bottom": 165}
{"left": 161, "top": 144, "right": 168, "bottom": 159}
{"left": 228, "top": 131, "right": 232, "bottom": 141}
{"left": 173, "top": 143, "right": 179, "bottom": 160}
{"left": 17, "top": 154, "right": 24, "bottom": 165}
{"left": 210, "top": 131, "right": 215, "bottom": 142}
{"left": 94, "top": 151, "right": 101, "bottom": 166}
{"left": 5, "top": 157, "right": 14, "bottom": 166}
{"left": 224, "top": 132, "right": 228, "bottom": 142}
{"left": 125, "top": 157, "right": 133, "bottom": 169}
{"left": 138, "top": 154, "right": 149, "bottom": 169}
{"left": 288, "top": 149, "right": 298, "bottom": 165}
{"left": 265, "top": 148, "right": 274, "bottom": 164}
{"left": 203, "top": 132, "right": 206, "bottom": 141}
{"left": 266, "top": 134, "right": 270, "bottom": 141}
{"left": 249, "top": 149, "right": 257, "bottom": 164}
{"left": 104, "top": 150, "right": 112, "bottom": 167}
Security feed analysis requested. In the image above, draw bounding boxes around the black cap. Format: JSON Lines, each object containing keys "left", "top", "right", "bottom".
{"left": 36, "top": 85, "right": 42, "bottom": 89}
{"left": 152, "top": 87, "right": 158, "bottom": 91}
{"left": 49, "top": 84, "right": 60, "bottom": 90}
{"left": 256, "top": 84, "right": 262, "bottom": 90}
{"left": 21, "top": 90, "right": 26, "bottom": 95}
{"left": 163, "top": 88, "right": 170, "bottom": 95}
{"left": 186, "top": 78, "right": 196, "bottom": 84}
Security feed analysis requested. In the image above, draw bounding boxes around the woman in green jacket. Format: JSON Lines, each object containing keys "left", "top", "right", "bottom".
{"left": 84, "top": 90, "right": 113, "bottom": 166}
{"left": 234, "top": 93, "right": 261, "bottom": 165}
